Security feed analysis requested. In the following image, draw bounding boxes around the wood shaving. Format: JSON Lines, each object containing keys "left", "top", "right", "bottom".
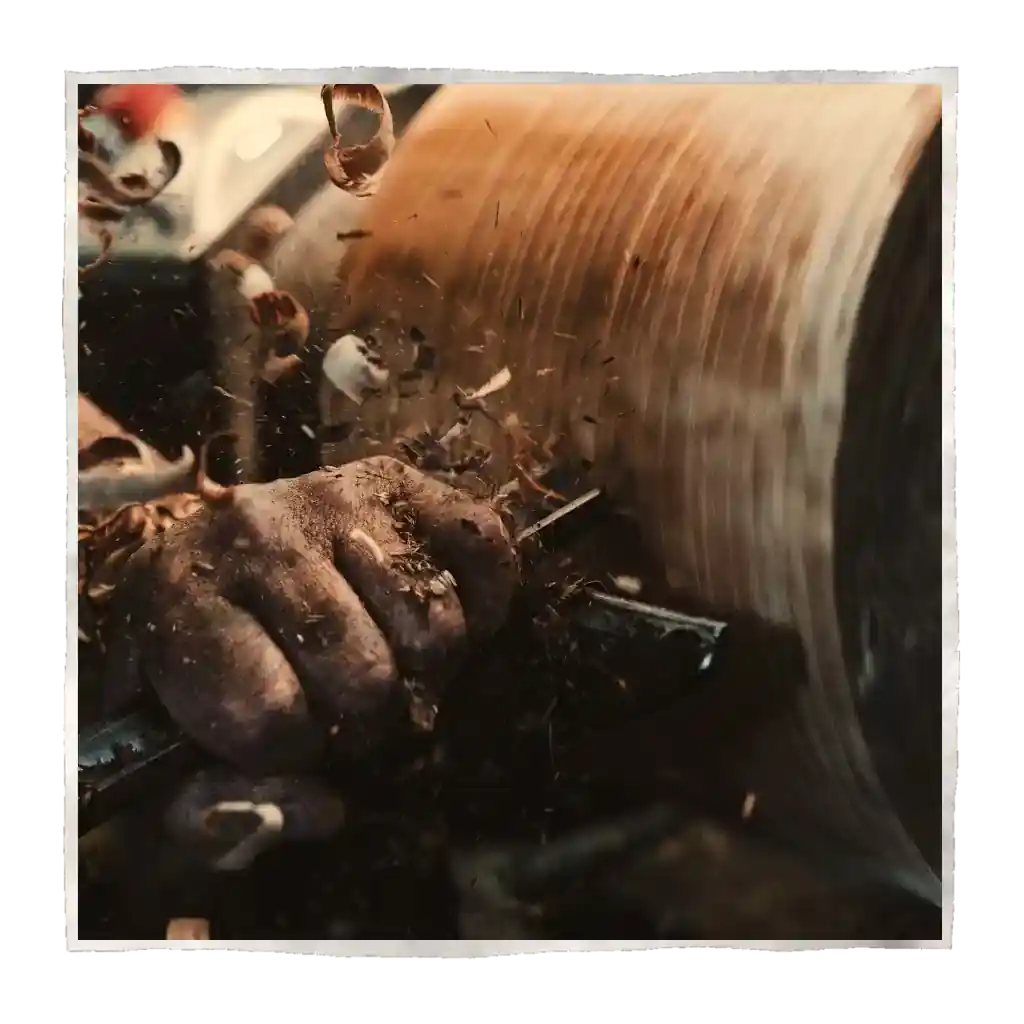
{"left": 236, "top": 205, "right": 295, "bottom": 262}
{"left": 323, "top": 334, "right": 390, "bottom": 404}
{"left": 166, "top": 918, "right": 210, "bottom": 941}
{"left": 250, "top": 290, "right": 309, "bottom": 344}
{"left": 78, "top": 435, "right": 233, "bottom": 512}
{"left": 261, "top": 353, "right": 304, "bottom": 384}
{"left": 462, "top": 365, "right": 512, "bottom": 402}
{"left": 321, "top": 85, "right": 395, "bottom": 197}
{"left": 348, "top": 527, "right": 388, "bottom": 567}
{"left": 611, "top": 575, "right": 643, "bottom": 597}
{"left": 78, "top": 114, "right": 181, "bottom": 276}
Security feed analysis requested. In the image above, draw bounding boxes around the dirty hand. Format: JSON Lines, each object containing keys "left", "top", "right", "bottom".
{"left": 103, "top": 457, "right": 520, "bottom": 772}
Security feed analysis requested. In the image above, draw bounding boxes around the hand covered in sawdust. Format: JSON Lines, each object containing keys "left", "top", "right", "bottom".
{"left": 103, "top": 457, "right": 520, "bottom": 771}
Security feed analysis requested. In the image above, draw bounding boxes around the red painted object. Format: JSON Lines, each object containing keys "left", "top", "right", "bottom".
{"left": 94, "top": 83, "right": 185, "bottom": 141}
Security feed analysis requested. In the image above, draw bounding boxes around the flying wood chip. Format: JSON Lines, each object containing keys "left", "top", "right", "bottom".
{"left": 209, "top": 249, "right": 310, "bottom": 379}
{"left": 320, "top": 85, "right": 395, "bottom": 197}
{"left": 78, "top": 109, "right": 182, "bottom": 277}
{"left": 78, "top": 437, "right": 234, "bottom": 511}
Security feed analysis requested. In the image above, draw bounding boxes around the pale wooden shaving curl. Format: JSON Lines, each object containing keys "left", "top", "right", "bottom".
{"left": 462, "top": 365, "right": 512, "bottom": 403}
{"left": 78, "top": 437, "right": 234, "bottom": 512}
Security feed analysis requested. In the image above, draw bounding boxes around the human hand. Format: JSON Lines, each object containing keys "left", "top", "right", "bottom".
{"left": 102, "top": 457, "right": 520, "bottom": 772}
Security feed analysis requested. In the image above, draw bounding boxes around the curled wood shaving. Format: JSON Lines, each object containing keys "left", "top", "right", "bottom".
{"left": 461, "top": 365, "right": 512, "bottom": 403}
{"left": 166, "top": 918, "right": 210, "bottom": 941}
{"left": 323, "top": 333, "right": 389, "bottom": 404}
{"left": 78, "top": 447, "right": 197, "bottom": 511}
{"left": 78, "top": 436, "right": 234, "bottom": 512}
{"left": 209, "top": 249, "right": 275, "bottom": 298}
{"left": 77, "top": 408, "right": 232, "bottom": 647}
{"left": 261, "top": 352, "right": 304, "bottom": 384}
{"left": 79, "top": 435, "right": 149, "bottom": 473}
{"left": 210, "top": 249, "right": 310, "bottom": 372}
{"left": 236, "top": 204, "right": 295, "bottom": 262}
{"left": 252, "top": 291, "right": 309, "bottom": 382}
{"left": 207, "top": 801, "right": 286, "bottom": 872}
{"left": 77, "top": 108, "right": 181, "bottom": 278}
{"left": 250, "top": 290, "right": 310, "bottom": 348}
{"left": 78, "top": 139, "right": 181, "bottom": 208}
{"left": 79, "top": 492, "right": 203, "bottom": 654}
{"left": 82, "top": 503, "right": 166, "bottom": 601}
{"left": 78, "top": 227, "right": 113, "bottom": 276}
{"left": 193, "top": 437, "right": 236, "bottom": 504}
{"left": 320, "top": 85, "right": 395, "bottom": 197}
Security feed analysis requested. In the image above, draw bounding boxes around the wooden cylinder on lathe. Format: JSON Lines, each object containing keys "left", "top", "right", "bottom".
{"left": 276, "top": 83, "right": 943, "bottom": 888}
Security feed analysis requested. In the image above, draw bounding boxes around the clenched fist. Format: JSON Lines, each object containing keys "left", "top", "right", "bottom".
{"left": 103, "top": 457, "right": 520, "bottom": 772}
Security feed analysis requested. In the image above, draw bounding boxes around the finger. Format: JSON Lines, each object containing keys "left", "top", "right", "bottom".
{"left": 100, "top": 614, "right": 145, "bottom": 717}
{"left": 302, "top": 474, "right": 469, "bottom": 677}
{"left": 100, "top": 541, "right": 159, "bottom": 717}
{"left": 118, "top": 550, "right": 323, "bottom": 773}
{"left": 339, "top": 514, "right": 468, "bottom": 675}
{"left": 228, "top": 542, "right": 405, "bottom": 755}
{"left": 366, "top": 456, "right": 521, "bottom": 638}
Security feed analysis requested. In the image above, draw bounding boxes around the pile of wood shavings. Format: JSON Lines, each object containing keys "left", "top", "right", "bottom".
{"left": 78, "top": 492, "right": 203, "bottom": 685}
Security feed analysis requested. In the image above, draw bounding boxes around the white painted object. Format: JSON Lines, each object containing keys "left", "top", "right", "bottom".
{"left": 323, "top": 334, "right": 390, "bottom": 405}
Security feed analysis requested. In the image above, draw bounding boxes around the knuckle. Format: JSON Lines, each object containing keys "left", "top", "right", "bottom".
{"left": 465, "top": 505, "right": 514, "bottom": 550}
{"left": 121, "top": 531, "right": 168, "bottom": 583}
{"left": 219, "top": 489, "right": 267, "bottom": 532}
{"left": 361, "top": 454, "right": 407, "bottom": 478}
{"left": 204, "top": 495, "right": 280, "bottom": 556}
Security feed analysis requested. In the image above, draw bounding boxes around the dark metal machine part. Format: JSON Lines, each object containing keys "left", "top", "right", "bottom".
{"left": 274, "top": 83, "right": 943, "bottom": 888}
{"left": 453, "top": 803, "right": 941, "bottom": 940}
{"left": 78, "top": 711, "right": 199, "bottom": 836}
{"left": 833, "top": 123, "right": 943, "bottom": 874}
